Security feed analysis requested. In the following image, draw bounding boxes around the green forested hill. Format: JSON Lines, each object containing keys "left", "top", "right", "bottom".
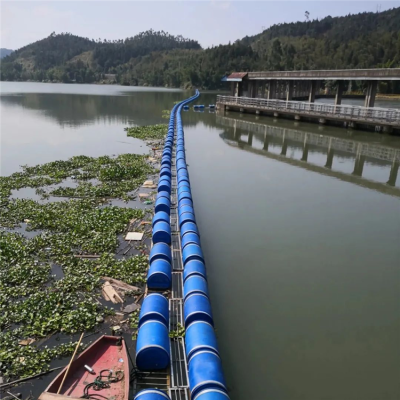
{"left": 1, "top": 8, "right": 400, "bottom": 90}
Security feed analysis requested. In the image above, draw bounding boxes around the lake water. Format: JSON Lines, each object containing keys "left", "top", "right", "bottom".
{"left": 1, "top": 82, "right": 400, "bottom": 400}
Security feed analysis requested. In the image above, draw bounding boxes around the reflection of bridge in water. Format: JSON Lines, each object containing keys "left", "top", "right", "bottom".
{"left": 216, "top": 115, "right": 400, "bottom": 197}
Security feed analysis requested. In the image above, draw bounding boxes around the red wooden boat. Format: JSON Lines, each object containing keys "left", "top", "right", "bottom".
{"left": 39, "top": 335, "right": 129, "bottom": 400}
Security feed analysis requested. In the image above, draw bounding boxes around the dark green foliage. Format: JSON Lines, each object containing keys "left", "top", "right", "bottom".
{"left": 1, "top": 9, "right": 399, "bottom": 90}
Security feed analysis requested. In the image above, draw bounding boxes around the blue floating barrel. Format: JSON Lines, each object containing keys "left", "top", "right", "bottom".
{"left": 180, "top": 222, "right": 199, "bottom": 237}
{"left": 134, "top": 389, "right": 171, "bottom": 400}
{"left": 183, "top": 260, "right": 207, "bottom": 282}
{"left": 178, "top": 205, "right": 194, "bottom": 217}
{"left": 156, "top": 191, "right": 170, "bottom": 201}
{"left": 159, "top": 174, "right": 171, "bottom": 183}
{"left": 178, "top": 185, "right": 191, "bottom": 195}
{"left": 182, "top": 243, "right": 203, "bottom": 264}
{"left": 139, "top": 293, "right": 169, "bottom": 328}
{"left": 188, "top": 351, "right": 226, "bottom": 397}
{"left": 161, "top": 158, "right": 171, "bottom": 166}
{"left": 185, "top": 321, "right": 219, "bottom": 362}
{"left": 181, "top": 232, "right": 201, "bottom": 249}
{"left": 149, "top": 242, "right": 172, "bottom": 264}
{"left": 152, "top": 211, "right": 170, "bottom": 227}
{"left": 179, "top": 212, "right": 196, "bottom": 228}
{"left": 193, "top": 389, "right": 230, "bottom": 400}
{"left": 158, "top": 180, "right": 171, "bottom": 194}
{"left": 155, "top": 197, "right": 171, "bottom": 214}
{"left": 184, "top": 293, "right": 213, "bottom": 327}
{"left": 183, "top": 105, "right": 189, "bottom": 110}
{"left": 179, "top": 198, "right": 193, "bottom": 208}
{"left": 177, "top": 162, "right": 186, "bottom": 172}
{"left": 160, "top": 168, "right": 172, "bottom": 179}
{"left": 147, "top": 259, "right": 172, "bottom": 290}
{"left": 136, "top": 320, "right": 170, "bottom": 371}
{"left": 178, "top": 176, "right": 190, "bottom": 186}
{"left": 152, "top": 221, "right": 171, "bottom": 245}
{"left": 184, "top": 275, "right": 209, "bottom": 300}
{"left": 178, "top": 191, "right": 192, "bottom": 203}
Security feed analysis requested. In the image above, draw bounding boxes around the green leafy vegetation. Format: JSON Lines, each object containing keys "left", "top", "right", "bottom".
{"left": 169, "top": 323, "right": 186, "bottom": 338}
{"left": 0, "top": 330, "right": 88, "bottom": 378}
{"left": 162, "top": 109, "right": 171, "bottom": 119}
{"left": 1, "top": 9, "right": 400, "bottom": 91}
{"left": 0, "top": 154, "right": 153, "bottom": 205}
{"left": 125, "top": 124, "right": 168, "bottom": 140}
{"left": 0, "top": 152, "right": 155, "bottom": 379}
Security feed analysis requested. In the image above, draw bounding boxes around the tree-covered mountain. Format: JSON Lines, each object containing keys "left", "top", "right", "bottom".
{"left": 1, "top": 8, "right": 400, "bottom": 91}
{"left": 0, "top": 49, "right": 14, "bottom": 59}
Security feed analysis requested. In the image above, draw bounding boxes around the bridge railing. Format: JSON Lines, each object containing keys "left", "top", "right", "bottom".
{"left": 216, "top": 95, "right": 400, "bottom": 125}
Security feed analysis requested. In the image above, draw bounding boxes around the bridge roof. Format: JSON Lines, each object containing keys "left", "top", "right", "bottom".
{"left": 238, "top": 69, "right": 400, "bottom": 81}
{"left": 226, "top": 72, "right": 248, "bottom": 81}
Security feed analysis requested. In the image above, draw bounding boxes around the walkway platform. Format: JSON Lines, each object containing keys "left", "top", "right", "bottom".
{"left": 216, "top": 95, "right": 400, "bottom": 131}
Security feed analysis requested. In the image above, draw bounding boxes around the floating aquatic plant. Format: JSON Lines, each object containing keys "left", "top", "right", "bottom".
{"left": 125, "top": 124, "right": 168, "bottom": 140}
{"left": 0, "top": 330, "right": 88, "bottom": 379}
{"left": 0, "top": 150, "right": 156, "bottom": 380}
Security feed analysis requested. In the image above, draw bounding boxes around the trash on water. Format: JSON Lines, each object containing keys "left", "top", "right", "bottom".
{"left": 125, "top": 232, "right": 144, "bottom": 241}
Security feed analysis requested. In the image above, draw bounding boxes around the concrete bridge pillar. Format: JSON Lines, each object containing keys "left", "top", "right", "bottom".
{"left": 250, "top": 81, "right": 258, "bottom": 98}
{"left": 286, "top": 81, "right": 294, "bottom": 102}
{"left": 267, "top": 81, "right": 276, "bottom": 100}
{"left": 364, "top": 81, "right": 377, "bottom": 108}
{"left": 309, "top": 81, "right": 317, "bottom": 103}
{"left": 387, "top": 161, "right": 399, "bottom": 187}
{"left": 335, "top": 81, "right": 344, "bottom": 106}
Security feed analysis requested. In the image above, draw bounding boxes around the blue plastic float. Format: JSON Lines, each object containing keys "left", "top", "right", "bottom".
{"left": 147, "top": 259, "right": 172, "bottom": 290}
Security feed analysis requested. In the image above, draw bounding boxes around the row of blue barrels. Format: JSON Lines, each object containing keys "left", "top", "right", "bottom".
{"left": 135, "top": 389, "right": 229, "bottom": 400}
{"left": 136, "top": 98, "right": 181, "bottom": 374}
{"left": 175, "top": 92, "right": 230, "bottom": 400}
{"left": 135, "top": 92, "right": 201, "bottom": 400}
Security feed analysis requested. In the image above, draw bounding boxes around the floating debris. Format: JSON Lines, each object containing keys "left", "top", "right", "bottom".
{"left": 125, "top": 232, "right": 144, "bottom": 241}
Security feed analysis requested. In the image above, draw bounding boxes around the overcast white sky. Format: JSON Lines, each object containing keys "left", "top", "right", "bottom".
{"left": 1, "top": 1, "right": 399, "bottom": 50}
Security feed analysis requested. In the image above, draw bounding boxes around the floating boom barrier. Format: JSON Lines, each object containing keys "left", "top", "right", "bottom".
{"left": 136, "top": 90, "right": 229, "bottom": 399}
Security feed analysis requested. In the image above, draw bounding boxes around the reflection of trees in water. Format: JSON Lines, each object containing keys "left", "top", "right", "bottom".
{"left": 0, "top": 90, "right": 221, "bottom": 129}
{"left": 0, "top": 91, "right": 187, "bottom": 127}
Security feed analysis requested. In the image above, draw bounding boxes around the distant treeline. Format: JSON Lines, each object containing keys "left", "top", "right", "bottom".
{"left": 1, "top": 9, "right": 400, "bottom": 92}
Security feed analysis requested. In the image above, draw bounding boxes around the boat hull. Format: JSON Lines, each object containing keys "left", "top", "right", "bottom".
{"left": 39, "top": 335, "right": 129, "bottom": 400}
